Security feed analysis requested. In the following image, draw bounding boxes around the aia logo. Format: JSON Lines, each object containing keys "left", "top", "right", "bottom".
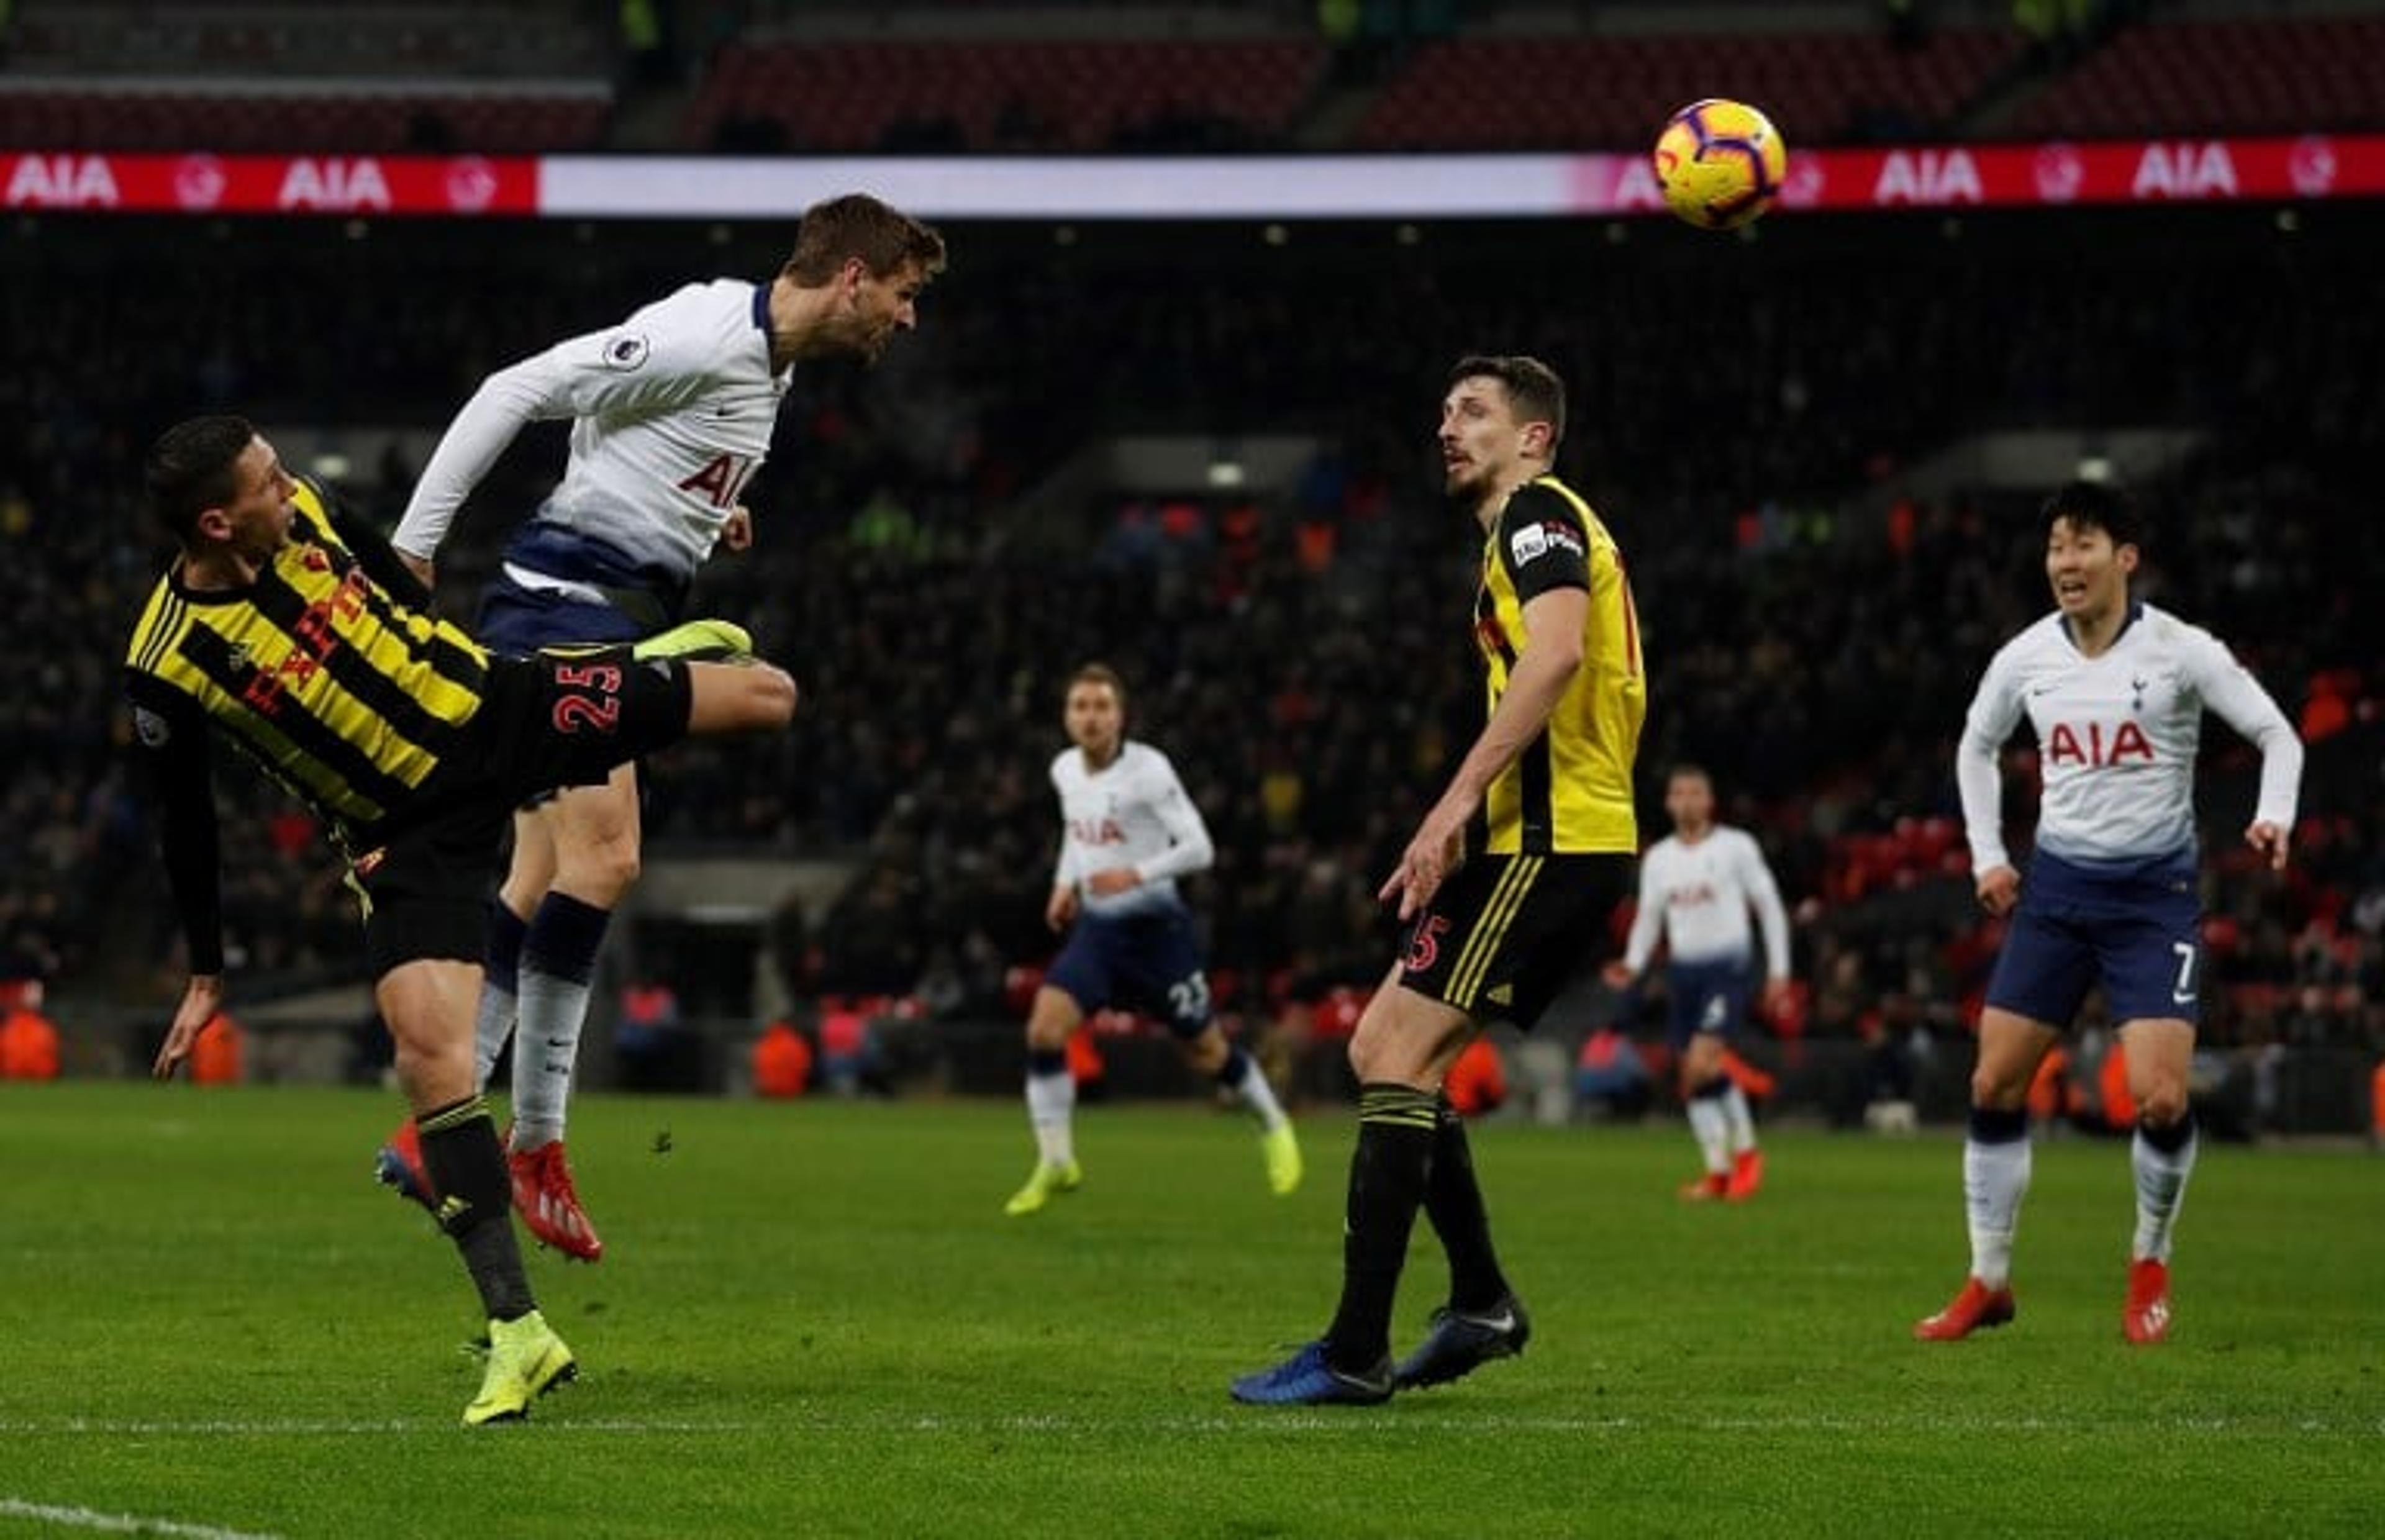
{"left": 679, "top": 452, "right": 755, "bottom": 510}
{"left": 2045, "top": 720, "right": 2155, "bottom": 768}
{"left": 1069, "top": 817, "right": 1125, "bottom": 846}
{"left": 1668, "top": 881, "right": 1720, "bottom": 910}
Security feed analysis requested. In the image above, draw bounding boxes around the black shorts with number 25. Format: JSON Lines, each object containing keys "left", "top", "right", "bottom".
{"left": 355, "top": 647, "right": 693, "bottom": 977}
{"left": 1397, "top": 853, "right": 1635, "bottom": 1029}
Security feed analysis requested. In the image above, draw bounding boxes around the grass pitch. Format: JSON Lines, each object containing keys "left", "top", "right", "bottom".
{"left": 0, "top": 1083, "right": 2378, "bottom": 1538}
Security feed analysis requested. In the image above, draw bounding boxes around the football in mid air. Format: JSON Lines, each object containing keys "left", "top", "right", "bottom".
{"left": 1653, "top": 99, "right": 1789, "bottom": 230}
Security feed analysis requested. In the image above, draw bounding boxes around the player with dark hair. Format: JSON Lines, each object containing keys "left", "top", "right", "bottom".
{"left": 1006, "top": 663, "right": 1301, "bottom": 1216}
{"left": 383, "top": 192, "right": 943, "bottom": 1259}
{"left": 127, "top": 415, "right": 796, "bottom": 1422}
{"left": 1915, "top": 480, "right": 2302, "bottom": 1344}
{"left": 1233, "top": 355, "right": 1643, "bottom": 1404}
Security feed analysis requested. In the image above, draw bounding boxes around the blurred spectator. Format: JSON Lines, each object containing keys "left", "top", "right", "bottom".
{"left": 0, "top": 979, "right": 60, "bottom": 1081}
{"left": 1574, "top": 1025, "right": 1653, "bottom": 1122}
{"left": 616, "top": 975, "right": 702, "bottom": 1092}
{"left": 752, "top": 1017, "right": 813, "bottom": 1099}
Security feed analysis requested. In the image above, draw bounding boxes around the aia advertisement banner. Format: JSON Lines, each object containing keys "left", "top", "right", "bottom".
{"left": 0, "top": 153, "right": 536, "bottom": 215}
{"left": 6, "top": 138, "right": 2384, "bottom": 220}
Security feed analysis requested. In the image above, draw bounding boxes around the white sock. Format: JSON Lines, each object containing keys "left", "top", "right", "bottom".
{"left": 1026, "top": 1065, "right": 1075, "bottom": 1167}
{"left": 1687, "top": 1095, "right": 1731, "bottom": 1175}
{"left": 1722, "top": 1082, "right": 1757, "bottom": 1154}
{"left": 1220, "top": 1046, "right": 1288, "bottom": 1133}
{"left": 509, "top": 895, "right": 609, "bottom": 1150}
{"left": 471, "top": 980, "right": 517, "bottom": 1091}
{"left": 2130, "top": 1122, "right": 2199, "bottom": 1263}
{"left": 1964, "top": 1135, "right": 2032, "bottom": 1290}
{"left": 511, "top": 971, "right": 587, "bottom": 1149}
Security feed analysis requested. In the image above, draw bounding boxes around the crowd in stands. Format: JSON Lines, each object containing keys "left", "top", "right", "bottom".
{"left": 2, "top": 207, "right": 2380, "bottom": 1084}
{"left": 9, "top": 2, "right": 2381, "bottom": 158}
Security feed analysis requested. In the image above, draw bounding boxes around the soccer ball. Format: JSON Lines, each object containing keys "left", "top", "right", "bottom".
{"left": 1653, "top": 99, "right": 1788, "bottom": 230}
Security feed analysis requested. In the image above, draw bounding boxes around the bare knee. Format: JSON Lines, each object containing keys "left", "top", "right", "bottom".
{"left": 555, "top": 830, "right": 641, "bottom": 899}
{"left": 690, "top": 661, "right": 797, "bottom": 734}
{"left": 2137, "top": 1082, "right": 2192, "bottom": 1129}
{"left": 748, "top": 664, "right": 798, "bottom": 728}
{"left": 1969, "top": 1066, "right": 2030, "bottom": 1110}
{"left": 1024, "top": 988, "right": 1079, "bottom": 1054}
{"left": 1183, "top": 1028, "right": 1229, "bottom": 1076}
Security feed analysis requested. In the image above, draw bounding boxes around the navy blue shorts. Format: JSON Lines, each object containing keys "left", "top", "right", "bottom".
{"left": 476, "top": 574, "right": 650, "bottom": 654}
{"left": 476, "top": 520, "right": 689, "bottom": 654}
{"left": 1043, "top": 906, "right": 1211, "bottom": 1038}
{"left": 1984, "top": 849, "right": 2203, "bottom": 1028}
{"left": 1664, "top": 956, "right": 1754, "bottom": 1051}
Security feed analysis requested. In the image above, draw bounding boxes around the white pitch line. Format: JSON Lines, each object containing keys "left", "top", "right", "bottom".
{"left": 0, "top": 1497, "right": 284, "bottom": 1540}
{"left": 2, "top": 1413, "right": 2379, "bottom": 1438}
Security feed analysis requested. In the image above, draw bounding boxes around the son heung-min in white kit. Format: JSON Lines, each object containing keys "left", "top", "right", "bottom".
{"left": 1916, "top": 481, "right": 2301, "bottom": 1346}
{"left": 375, "top": 194, "right": 945, "bottom": 1259}
{"left": 1604, "top": 765, "right": 1791, "bottom": 1202}
{"left": 1005, "top": 663, "right": 1301, "bottom": 1217}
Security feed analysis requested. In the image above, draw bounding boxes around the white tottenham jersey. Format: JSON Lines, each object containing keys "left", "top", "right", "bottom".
{"left": 1958, "top": 602, "right": 2302, "bottom": 869}
{"left": 394, "top": 279, "right": 788, "bottom": 580}
{"left": 1622, "top": 827, "right": 1791, "bottom": 977}
{"left": 1050, "top": 741, "right": 1215, "bottom": 918}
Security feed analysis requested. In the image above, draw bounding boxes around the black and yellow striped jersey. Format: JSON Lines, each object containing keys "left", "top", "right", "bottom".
{"left": 1471, "top": 474, "right": 1645, "bottom": 855}
{"left": 124, "top": 476, "right": 491, "bottom": 845}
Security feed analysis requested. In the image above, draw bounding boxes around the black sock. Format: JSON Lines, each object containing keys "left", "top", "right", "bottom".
{"left": 1423, "top": 1095, "right": 1510, "bottom": 1312}
{"left": 1321, "top": 1083, "right": 1438, "bottom": 1371}
{"left": 2139, "top": 1107, "right": 2197, "bottom": 1153}
{"left": 417, "top": 1095, "right": 535, "bottom": 1323}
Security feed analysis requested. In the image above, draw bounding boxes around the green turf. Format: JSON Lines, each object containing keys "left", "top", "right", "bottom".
{"left": 0, "top": 1083, "right": 2378, "bottom": 1539}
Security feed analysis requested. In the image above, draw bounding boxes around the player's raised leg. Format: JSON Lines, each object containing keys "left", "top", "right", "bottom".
{"left": 1915, "top": 1006, "right": 2056, "bottom": 1341}
{"left": 2120, "top": 1015, "right": 2197, "bottom": 1344}
{"left": 1006, "top": 982, "right": 1086, "bottom": 1216}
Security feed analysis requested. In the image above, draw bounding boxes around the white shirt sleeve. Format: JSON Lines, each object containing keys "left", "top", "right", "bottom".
{"left": 1131, "top": 753, "right": 1215, "bottom": 885}
{"left": 1737, "top": 833, "right": 1792, "bottom": 981}
{"left": 1048, "top": 760, "right": 1081, "bottom": 890}
{"left": 2185, "top": 632, "right": 2304, "bottom": 831}
{"left": 1958, "top": 643, "right": 2027, "bottom": 872}
{"left": 1621, "top": 853, "right": 1666, "bottom": 974}
{"left": 393, "top": 311, "right": 721, "bottom": 560}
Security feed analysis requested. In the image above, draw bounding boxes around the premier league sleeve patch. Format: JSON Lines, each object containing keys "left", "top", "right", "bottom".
{"left": 601, "top": 333, "right": 652, "bottom": 371}
{"left": 1502, "top": 497, "right": 1591, "bottom": 596}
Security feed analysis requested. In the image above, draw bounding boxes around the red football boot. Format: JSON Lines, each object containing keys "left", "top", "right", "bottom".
{"left": 1679, "top": 1171, "right": 1730, "bottom": 1202}
{"left": 1725, "top": 1148, "right": 1766, "bottom": 1202}
{"left": 2123, "top": 1258, "right": 2171, "bottom": 1344}
{"left": 509, "top": 1139, "right": 605, "bottom": 1262}
{"left": 1913, "top": 1277, "right": 2017, "bottom": 1341}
